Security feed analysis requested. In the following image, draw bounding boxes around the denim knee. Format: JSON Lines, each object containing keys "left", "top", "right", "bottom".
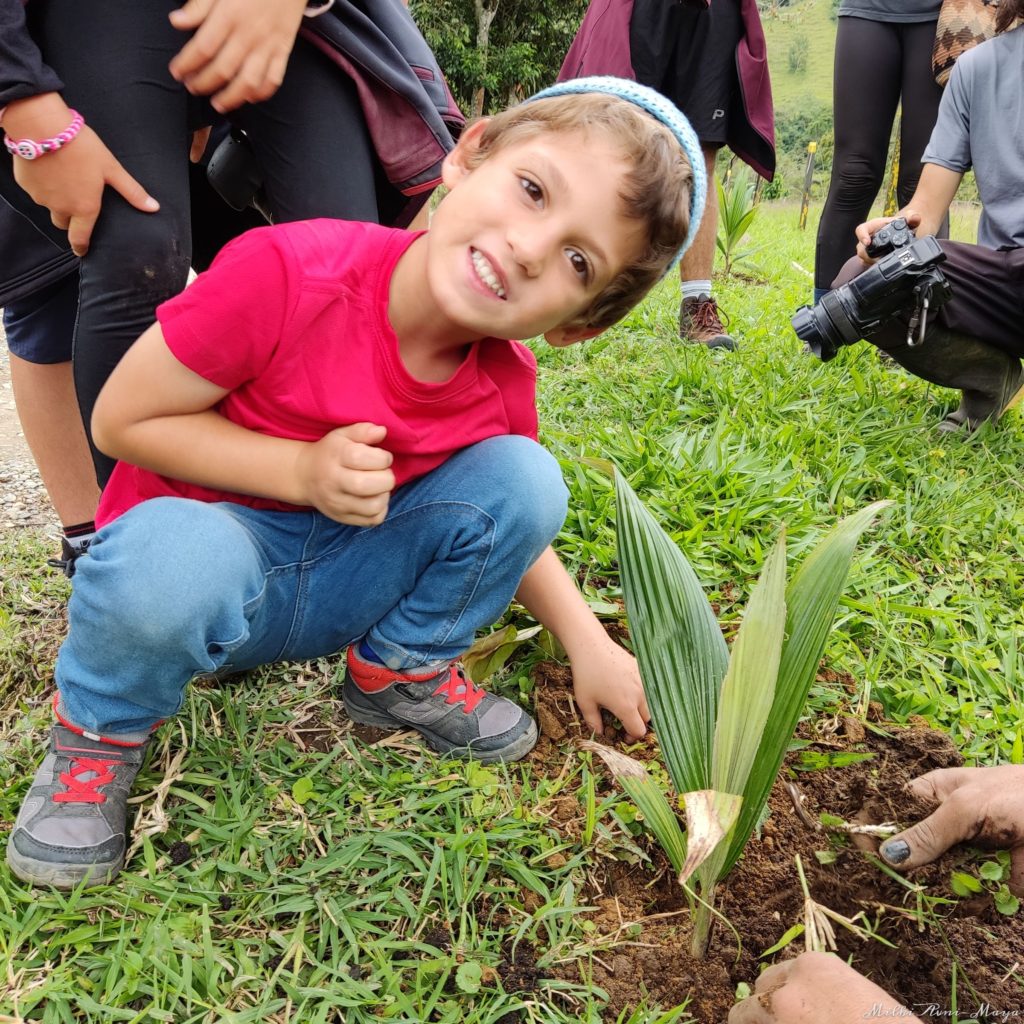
{"left": 471, "top": 435, "right": 569, "bottom": 547}
{"left": 75, "top": 498, "right": 265, "bottom": 652}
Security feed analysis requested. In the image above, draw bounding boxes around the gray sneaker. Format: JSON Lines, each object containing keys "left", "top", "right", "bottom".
{"left": 6, "top": 725, "right": 148, "bottom": 889}
{"left": 342, "top": 647, "right": 537, "bottom": 763}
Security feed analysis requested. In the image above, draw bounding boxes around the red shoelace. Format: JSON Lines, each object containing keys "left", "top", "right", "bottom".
{"left": 432, "top": 665, "right": 485, "bottom": 714}
{"left": 53, "top": 756, "right": 119, "bottom": 804}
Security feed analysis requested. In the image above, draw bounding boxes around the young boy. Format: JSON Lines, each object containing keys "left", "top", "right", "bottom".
{"left": 6, "top": 78, "right": 705, "bottom": 889}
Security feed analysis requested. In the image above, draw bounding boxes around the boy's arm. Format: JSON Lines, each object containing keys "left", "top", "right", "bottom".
{"left": 515, "top": 547, "right": 650, "bottom": 739}
{"left": 92, "top": 322, "right": 395, "bottom": 526}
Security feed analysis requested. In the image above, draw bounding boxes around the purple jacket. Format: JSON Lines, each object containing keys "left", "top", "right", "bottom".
{"left": 558, "top": 0, "right": 775, "bottom": 180}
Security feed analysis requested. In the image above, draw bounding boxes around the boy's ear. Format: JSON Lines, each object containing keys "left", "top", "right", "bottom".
{"left": 442, "top": 119, "right": 491, "bottom": 188}
{"left": 543, "top": 324, "right": 605, "bottom": 347}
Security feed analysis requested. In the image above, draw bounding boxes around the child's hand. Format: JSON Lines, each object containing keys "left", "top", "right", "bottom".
{"left": 296, "top": 422, "right": 395, "bottom": 526}
{"left": 168, "top": 0, "right": 308, "bottom": 113}
{"left": 570, "top": 634, "right": 650, "bottom": 741}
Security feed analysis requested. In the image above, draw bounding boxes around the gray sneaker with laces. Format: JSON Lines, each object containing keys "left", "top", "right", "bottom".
{"left": 342, "top": 647, "right": 537, "bottom": 762}
{"left": 6, "top": 724, "right": 148, "bottom": 888}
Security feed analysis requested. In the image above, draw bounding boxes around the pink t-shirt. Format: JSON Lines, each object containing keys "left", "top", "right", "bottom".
{"left": 97, "top": 220, "right": 538, "bottom": 527}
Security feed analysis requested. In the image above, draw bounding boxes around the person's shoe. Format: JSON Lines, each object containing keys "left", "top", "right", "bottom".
{"left": 936, "top": 358, "right": 1024, "bottom": 434}
{"left": 679, "top": 295, "right": 736, "bottom": 350}
{"left": 341, "top": 647, "right": 538, "bottom": 763}
{"left": 6, "top": 724, "right": 148, "bottom": 888}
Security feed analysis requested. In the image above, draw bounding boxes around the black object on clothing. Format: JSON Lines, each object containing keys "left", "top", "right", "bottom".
{"left": 815, "top": 17, "right": 947, "bottom": 293}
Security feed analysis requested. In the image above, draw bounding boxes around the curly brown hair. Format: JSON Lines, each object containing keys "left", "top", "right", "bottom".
{"left": 463, "top": 93, "right": 694, "bottom": 332}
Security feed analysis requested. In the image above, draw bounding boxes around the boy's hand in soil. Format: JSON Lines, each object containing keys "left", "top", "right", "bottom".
{"left": 569, "top": 633, "right": 650, "bottom": 741}
{"left": 294, "top": 423, "right": 395, "bottom": 527}
{"left": 513, "top": 548, "right": 650, "bottom": 741}
{"left": 728, "top": 952, "right": 920, "bottom": 1024}
{"left": 168, "top": 0, "right": 308, "bottom": 113}
{"left": 878, "top": 766, "right": 1024, "bottom": 894}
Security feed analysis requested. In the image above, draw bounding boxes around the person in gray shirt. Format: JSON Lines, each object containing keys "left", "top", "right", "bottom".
{"left": 827, "top": 9, "right": 1024, "bottom": 434}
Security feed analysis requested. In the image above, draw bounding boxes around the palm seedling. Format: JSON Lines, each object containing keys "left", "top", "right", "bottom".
{"left": 586, "top": 469, "right": 888, "bottom": 958}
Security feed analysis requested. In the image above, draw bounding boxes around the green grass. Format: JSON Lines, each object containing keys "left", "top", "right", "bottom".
{"left": 2, "top": 199, "right": 1023, "bottom": 1020}
{"left": 762, "top": 0, "right": 838, "bottom": 112}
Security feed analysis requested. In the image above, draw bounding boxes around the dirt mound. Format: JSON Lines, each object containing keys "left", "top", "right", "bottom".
{"left": 530, "top": 661, "right": 1024, "bottom": 1021}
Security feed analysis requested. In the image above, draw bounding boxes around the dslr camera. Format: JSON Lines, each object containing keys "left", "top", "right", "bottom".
{"left": 791, "top": 218, "right": 952, "bottom": 362}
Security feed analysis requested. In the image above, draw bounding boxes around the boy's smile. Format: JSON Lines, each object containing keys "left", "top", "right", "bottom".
{"left": 390, "top": 122, "right": 646, "bottom": 354}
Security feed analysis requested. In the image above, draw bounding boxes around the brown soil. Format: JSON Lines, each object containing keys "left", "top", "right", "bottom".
{"left": 529, "top": 660, "right": 1024, "bottom": 1021}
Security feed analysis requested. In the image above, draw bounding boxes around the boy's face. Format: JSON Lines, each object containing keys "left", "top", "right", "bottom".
{"left": 425, "top": 122, "right": 646, "bottom": 346}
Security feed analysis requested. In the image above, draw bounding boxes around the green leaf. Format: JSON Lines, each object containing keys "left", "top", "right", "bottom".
{"left": 722, "top": 501, "right": 891, "bottom": 873}
{"left": 712, "top": 532, "right": 787, "bottom": 798}
{"left": 455, "top": 961, "right": 483, "bottom": 995}
{"left": 581, "top": 740, "right": 687, "bottom": 873}
{"left": 291, "top": 777, "right": 316, "bottom": 805}
{"left": 814, "top": 849, "right": 839, "bottom": 865}
{"left": 463, "top": 624, "right": 542, "bottom": 683}
{"left": 979, "top": 861, "right": 1005, "bottom": 882}
{"left": 615, "top": 468, "right": 728, "bottom": 795}
{"left": 759, "top": 923, "right": 806, "bottom": 958}
{"left": 794, "top": 751, "right": 875, "bottom": 771}
{"left": 950, "top": 871, "right": 983, "bottom": 896}
{"left": 994, "top": 885, "right": 1020, "bottom": 916}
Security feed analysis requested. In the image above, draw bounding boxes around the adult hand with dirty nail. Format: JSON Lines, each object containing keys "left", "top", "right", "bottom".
{"left": 877, "top": 765, "right": 1024, "bottom": 894}
{"left": 728, "top": 952, "right": 921, "bottom": 1024}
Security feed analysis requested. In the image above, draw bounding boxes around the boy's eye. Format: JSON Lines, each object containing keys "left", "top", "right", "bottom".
{"left": 566, "top": 249, "right": 591, "bottom": 282}
{"left": 519, "top": 177, "right": 544, "bottom": 204}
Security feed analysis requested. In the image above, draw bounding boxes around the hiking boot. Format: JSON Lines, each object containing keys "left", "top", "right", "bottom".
{"left": 868, "top": 323, "right": 1024, "bottom": 434}
{"left": 341, "top": 647, "right": 537, "bottom": 763}
{"left": 6, "top": 724, "right": 148, "bottom": 888}
{"left": 679, "top": 294, "right": 736, "bottom": 350}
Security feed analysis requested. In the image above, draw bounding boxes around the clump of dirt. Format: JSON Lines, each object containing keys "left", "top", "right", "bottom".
{"left": 529, "top": 660, "right": 1024, "bottom": 1021}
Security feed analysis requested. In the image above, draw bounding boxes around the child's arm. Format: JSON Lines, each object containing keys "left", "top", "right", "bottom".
{"left": 515, "top": 547, "right": 650, "bottom": 739}
{"left": 92, "top": 322, "right": 395, "bottom": 525}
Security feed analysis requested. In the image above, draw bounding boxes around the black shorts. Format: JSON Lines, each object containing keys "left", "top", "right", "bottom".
{"left": 629, "top": 0, "right": 742, "bottom": 145}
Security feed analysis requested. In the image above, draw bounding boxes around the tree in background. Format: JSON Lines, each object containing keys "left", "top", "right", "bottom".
{"left": 411, "top": 0, "right": 587, "bottom": 117}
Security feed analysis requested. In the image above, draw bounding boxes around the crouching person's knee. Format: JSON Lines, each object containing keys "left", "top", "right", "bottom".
{"left": 70, "top": 498, "right": 264, "bottom": 651}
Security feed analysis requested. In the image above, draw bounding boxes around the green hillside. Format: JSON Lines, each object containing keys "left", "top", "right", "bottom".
{"left": 762, "top": 0, "right": 837, "bottom": 112}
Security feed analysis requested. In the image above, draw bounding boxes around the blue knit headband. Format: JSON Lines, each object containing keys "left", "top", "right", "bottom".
{"left": 526, "top": 76, "right": 706, "bottom": 266}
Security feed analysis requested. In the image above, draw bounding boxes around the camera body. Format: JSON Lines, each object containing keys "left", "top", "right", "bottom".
{"left": 792, "top": 218, "right": 952, "bottom": 362}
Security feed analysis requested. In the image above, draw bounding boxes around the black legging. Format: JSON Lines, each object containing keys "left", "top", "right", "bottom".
{"left": 815, "top": 16, "right": 947, "bottom": 293}
{"left": 25, "top": 0, "right": 380, "bottom": 486}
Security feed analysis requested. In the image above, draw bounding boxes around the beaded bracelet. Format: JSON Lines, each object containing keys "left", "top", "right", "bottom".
{"left": 4, "top": 109, "right": 85, "bottom": 161}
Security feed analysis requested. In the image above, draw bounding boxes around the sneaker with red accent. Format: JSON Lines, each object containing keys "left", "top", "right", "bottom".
{"left": 6, "top": 725, "right": 148, "bottom": 888}
{"left": 341, "top": 647, "right": 538, "bottom": 763}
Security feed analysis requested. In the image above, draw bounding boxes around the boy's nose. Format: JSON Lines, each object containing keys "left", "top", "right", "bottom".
{"left": 508, "top": 225, "right": 551, "bottom": 278}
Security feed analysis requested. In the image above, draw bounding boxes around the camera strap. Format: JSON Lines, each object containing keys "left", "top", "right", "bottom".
{"left": 906, "top": 280, "right": 938, "bottom": 348}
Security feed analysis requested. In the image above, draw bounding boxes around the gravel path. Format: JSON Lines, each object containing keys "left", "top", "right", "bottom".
{"left": 0, "top": 330, "right": 59, "bottom": 535}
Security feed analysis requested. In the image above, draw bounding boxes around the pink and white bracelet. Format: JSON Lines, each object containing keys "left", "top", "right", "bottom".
{"left": 4, "top": 108, "right": 84, "bottom": 161}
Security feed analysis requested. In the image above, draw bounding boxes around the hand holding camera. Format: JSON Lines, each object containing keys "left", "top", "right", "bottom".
{"left": 855, "top": 210, "right": 923, "bottom": 265}
{"left": 792, "top": 217, "right": 952, "bottom": 362}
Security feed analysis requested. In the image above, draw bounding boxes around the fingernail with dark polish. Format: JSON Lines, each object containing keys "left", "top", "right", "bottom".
{"left": 881, "top": 839, "right": 910, "bottom": 864}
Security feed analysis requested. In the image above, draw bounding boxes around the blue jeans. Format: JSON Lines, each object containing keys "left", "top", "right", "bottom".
{"left": 56, "top": 437, "right": 568, "bottom": 735}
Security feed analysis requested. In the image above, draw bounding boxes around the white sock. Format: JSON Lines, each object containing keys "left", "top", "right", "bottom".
{"left": 680, "top": 280, "right": 712, "bottom": 301}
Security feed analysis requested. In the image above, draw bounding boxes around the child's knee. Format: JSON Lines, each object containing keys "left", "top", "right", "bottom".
{"left": 75, "top": 499, "right": 262, "bottom": 640}
{"left": 490, "top": 436, "right": 569, "bottom": 540}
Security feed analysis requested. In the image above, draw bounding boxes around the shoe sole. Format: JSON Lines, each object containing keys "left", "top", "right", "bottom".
{"left": 342, "top": 685, "right": 538, "bottom": 764}
{"left": 5, "top": 844, "right": 122, "bottom": 889}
